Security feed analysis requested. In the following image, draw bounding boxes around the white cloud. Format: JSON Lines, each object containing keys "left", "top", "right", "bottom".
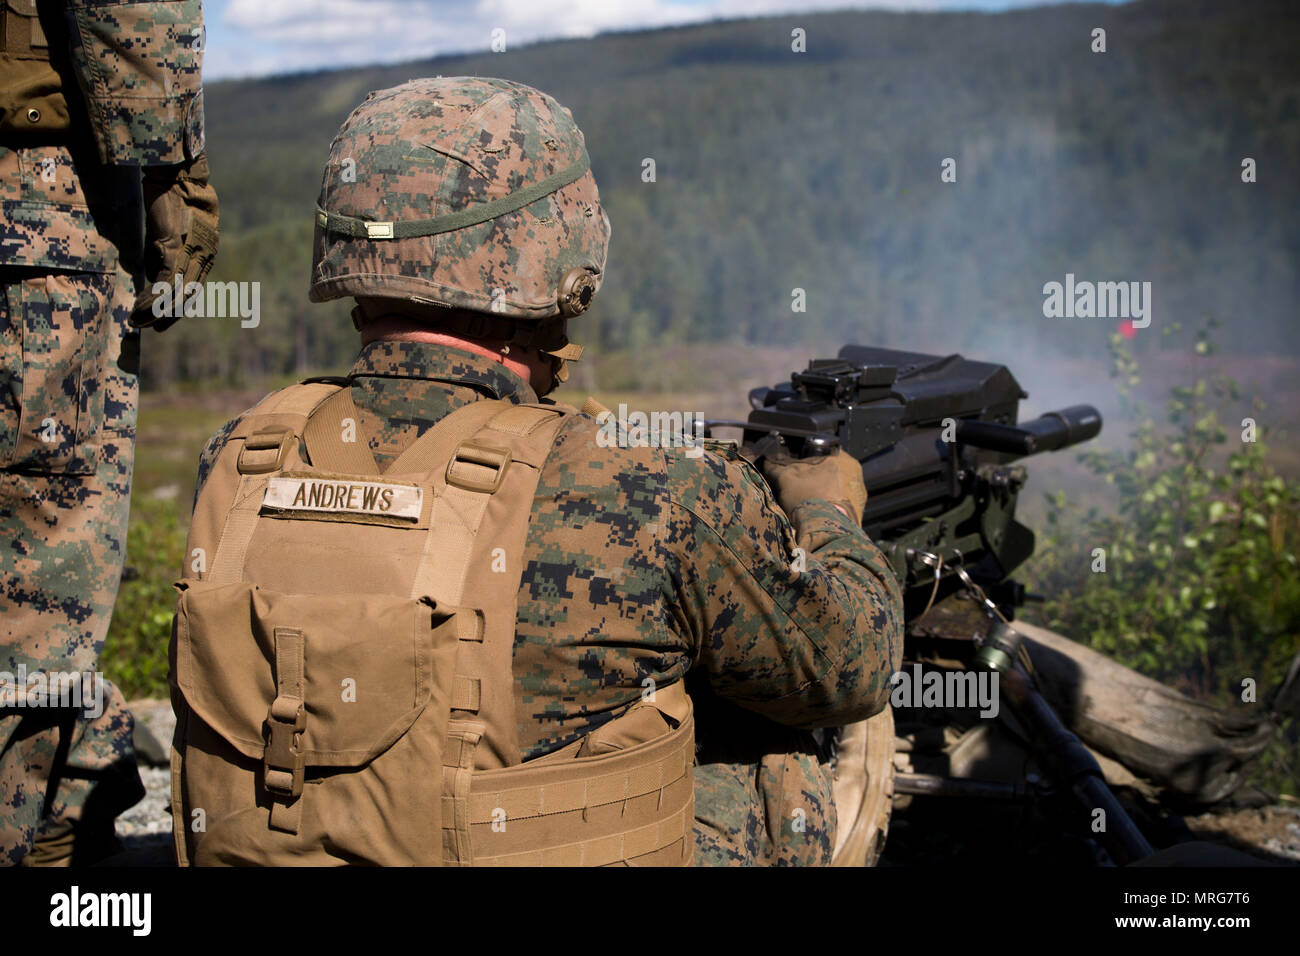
{"left": 208, "top": 0, "right": 944, "bottom": 79}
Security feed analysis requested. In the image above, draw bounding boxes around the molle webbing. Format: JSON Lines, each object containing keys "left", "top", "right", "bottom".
{"left": 454, "top": 680, "right": 695, "bottom": 866}
{"left": 1, "top": 1, "right": 49, "bottom": 58}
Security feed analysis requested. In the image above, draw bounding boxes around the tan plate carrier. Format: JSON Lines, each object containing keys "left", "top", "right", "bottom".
{"left": 170, "top": 381, "right": 694, "bottom": 866}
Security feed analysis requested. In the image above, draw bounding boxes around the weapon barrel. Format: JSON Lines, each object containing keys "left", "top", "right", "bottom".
{"left": 1000, "top": 665, "right": 1154, "bottom": 865}
{"left": 895, "top": 772, "right": 1031, "bottom": 802}
{"left": 956, "top": 405, "right": 1102, "bottom": 456}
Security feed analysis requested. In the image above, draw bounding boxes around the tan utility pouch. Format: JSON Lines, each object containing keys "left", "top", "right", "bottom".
{"left": 170, "top": 581, "right": 462, "bottom": 865}
{"left": 1, "top": 1, "right": 71, "bottom": 135}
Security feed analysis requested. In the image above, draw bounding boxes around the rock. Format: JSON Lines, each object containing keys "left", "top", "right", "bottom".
{"left": 128, "top": 698, "right": 175, "bottom": 767}
{"left": 148, "top": 483, "right": 180, "bottom": 501}
{"left": 111, "top": 764, "right": 175, "bottom": 866}
{"left": 132, "top": 721, "right": 168, "bottom": 766}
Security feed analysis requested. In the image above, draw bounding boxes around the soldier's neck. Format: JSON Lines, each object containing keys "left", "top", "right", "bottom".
{"left": 360, "top": 326, "right": 536, "bottom": 387}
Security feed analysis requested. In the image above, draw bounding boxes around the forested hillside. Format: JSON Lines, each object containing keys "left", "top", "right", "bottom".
{"left": 141, "top": 0, "right": 1300, "bottom": 388}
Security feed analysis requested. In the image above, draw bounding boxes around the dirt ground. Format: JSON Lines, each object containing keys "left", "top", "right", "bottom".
{"left": 1182, "top": 804, "right": 1300, "bottom": 865}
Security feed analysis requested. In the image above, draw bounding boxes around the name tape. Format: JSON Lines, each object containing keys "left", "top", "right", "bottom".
{"left": 262, "top": 476, "right": 423, "bottom": 520}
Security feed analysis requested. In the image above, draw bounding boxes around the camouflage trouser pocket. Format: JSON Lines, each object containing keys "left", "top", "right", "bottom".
{"left": 0, "top": 271, "right": 114, "bottom": 474}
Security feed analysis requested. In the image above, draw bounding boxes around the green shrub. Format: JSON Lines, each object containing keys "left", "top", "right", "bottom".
{"left": 1023, "top": 323, "right": 1300, "bottom": 794}
{"left": 101, "top": 495, "right": 185, "bottom": 700}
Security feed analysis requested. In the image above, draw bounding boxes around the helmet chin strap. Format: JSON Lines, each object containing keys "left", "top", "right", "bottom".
{"left": 537, "top": 341, "right": 583, "bottom": 391}
{"left": 506, "top": 320, "right": 582, "bottom": 394}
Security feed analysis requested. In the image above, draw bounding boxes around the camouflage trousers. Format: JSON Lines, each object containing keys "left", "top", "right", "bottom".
{"left": 690, "top": 688, "right": 838, "bottom": 865}
{"left": 693, "top": 755, "right": 838, "bottom": 866}
{"left": 0, "top": 263, "right": 143, "bottom": 865}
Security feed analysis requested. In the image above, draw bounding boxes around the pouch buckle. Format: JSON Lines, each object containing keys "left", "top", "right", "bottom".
{"left": 238, "top": 428, "right": 292, "bottom": 475}
{"left": 263, "top": 698, "right": 306, "bottom": 798}
{"left": 446, "top": 440, "right": 511, "bottom": 494}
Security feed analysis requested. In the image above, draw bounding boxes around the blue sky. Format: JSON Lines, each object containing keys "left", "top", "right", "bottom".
{"left": 201, "top": 0, "right": 1130, "bottom": 80}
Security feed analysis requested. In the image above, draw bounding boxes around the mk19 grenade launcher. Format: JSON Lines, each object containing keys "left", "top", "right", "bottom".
{"left": 712, "top": 347, "right": 1160, "bottom": 864}
{"left": 723, "top": 345, "right": 1102, "bottom": 622}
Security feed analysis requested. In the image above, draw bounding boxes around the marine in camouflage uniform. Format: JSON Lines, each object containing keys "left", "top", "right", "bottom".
{"left": 192, "top": 77, "right": 904, "bottom": 865}
{"left": 0, "top": 0, "right": 215, "bottom": 865}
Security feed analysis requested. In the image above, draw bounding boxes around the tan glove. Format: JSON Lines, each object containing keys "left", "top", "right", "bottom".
{"left": 762, "top": 449, "right": 868, "bottom": 525}
{"left": 130, "top": 155, "right": 220, "bottom": 330}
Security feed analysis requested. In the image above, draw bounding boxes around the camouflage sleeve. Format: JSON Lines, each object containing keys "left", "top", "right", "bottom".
{"left": 191, "top": 414, "right": 236, "bottom": 511}
{"left": 63, "top": 0, "right": 205, "bottom": 165}
{"left": 668, "top": 445, "right": 904, "bottom": 729}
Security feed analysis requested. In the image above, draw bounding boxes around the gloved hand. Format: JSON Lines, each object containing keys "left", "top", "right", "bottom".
{"left": 762, "top": 449, "right": 868, "bottom": 525}
{"left": 130, "top": 155, "right": 220, "bottom": 330}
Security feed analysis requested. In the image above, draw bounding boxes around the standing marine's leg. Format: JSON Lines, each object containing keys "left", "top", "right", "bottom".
{"left": 0, "top": 258, "right": 143, "bottom": 865}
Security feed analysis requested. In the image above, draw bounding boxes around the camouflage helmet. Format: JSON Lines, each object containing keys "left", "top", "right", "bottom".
{"left": 309, "top": 76, "right": 610, "bottom": 327}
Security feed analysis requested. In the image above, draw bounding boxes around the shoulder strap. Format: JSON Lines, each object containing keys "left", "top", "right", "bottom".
{"left": 420, "top": 401, "right": 569, "bottom": 861}
{"left": 191, "top": 382, "right": 339, "bottom": 585}
{"left": 229, "top": 381, "right": 340, "bottom": 433}
{"left": 301, "top": 386, "right": 379, "bottom": 475}
{"left": 386, "top": 398, "right": 512, "bottom": 476}
{"left": 403, "top": 401, "right": 563, "bottom": 606}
